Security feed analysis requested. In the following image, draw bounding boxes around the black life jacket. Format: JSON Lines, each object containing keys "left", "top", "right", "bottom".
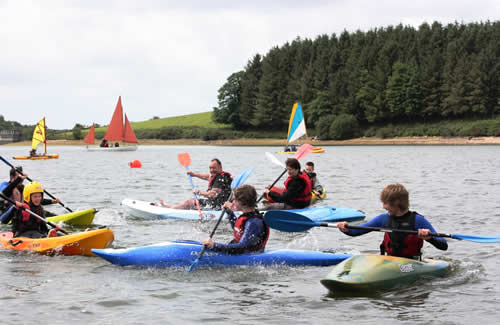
{"left": 207, "top": 171, "right": 233, "bottom": 206}
{"left": 232, "top": 211, "right": 270, "bottom": 253}
{"left": 380, "top": 211, "right": 423, "bottom": 259}
{"left": 284, "top": 172, "right": 312, "bottom": 204}
{"left": 13, "top": 203, "right": 47, "bottom": 237}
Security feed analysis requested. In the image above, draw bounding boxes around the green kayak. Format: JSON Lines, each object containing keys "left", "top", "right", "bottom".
{"left": 320, "top": 254, "right": 449, "bottom": 293}
{"left": 46, "top": 208, "right": 96, "bottom": 226}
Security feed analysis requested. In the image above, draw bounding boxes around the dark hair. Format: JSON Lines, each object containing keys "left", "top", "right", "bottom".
{"left": 10, "top": 166, "right": 22, "bottom": 178}
{"left": 305, "top": 161, "right": 314, "bottom": 168}
{"left": 211, "top": 158, "right": 222, "bottom": 167}
{"left": 285, "top": 158, "right": 300, "bottom": 170}
{"left": 233, "top": 184, "right": 257, "bottom": 208}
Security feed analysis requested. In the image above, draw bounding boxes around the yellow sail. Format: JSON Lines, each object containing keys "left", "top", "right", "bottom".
{"left": 31, "top": 118, "right": 47, "bottom": 153}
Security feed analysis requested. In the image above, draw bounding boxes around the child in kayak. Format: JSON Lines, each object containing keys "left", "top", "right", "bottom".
{"left": 304, "top": 161, "right": 324, "bottom": 197}
{"left": 202, "top": 185, "right": 269, "bottom": 254}
{"left": 337, "top": 183, "right": 447, "bottom": 259}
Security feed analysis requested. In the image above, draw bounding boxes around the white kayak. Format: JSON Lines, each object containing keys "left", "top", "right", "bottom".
{"left": 121, "top": 198, "right": 366, "bottom": 223}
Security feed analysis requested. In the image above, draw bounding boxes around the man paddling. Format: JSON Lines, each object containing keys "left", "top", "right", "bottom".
{"left": 337, "top": 183, "right": 448, "bottom": 259}
{"left": 202, "top": 185, "right": 269, "bottom": 254}
{"left": 157, "top": 158, "right": 232, "bottom": 210}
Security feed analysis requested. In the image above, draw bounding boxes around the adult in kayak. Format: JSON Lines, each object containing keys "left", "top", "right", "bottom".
{"left": 202, "top": 185, "right": 270, "bottom": 254}
{"left": 337, "top": 183, "right": 448, "bottom": 259}
{"left": 304, "top": 161, "right": 324, "bottom": 197}
{"left": 1, "top": 181, "right": 61, "bottom": 238}
{"left": 262, "top": 158, "right": 312, "bottom": 210}
{"left": 157, "top": 158, "right": 232, "bottom": 210}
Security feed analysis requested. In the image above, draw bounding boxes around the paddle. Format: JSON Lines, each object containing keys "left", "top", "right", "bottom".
{"left": 0, "top": 155, "right": 74, "bottom": 213}
{"left": 177, "top": 153, "right": 202, "bottom": 218}
{"left": 264, "top": 210, "right": 500, "bottom": 243}
{"left": 187, "top": 167, "right": 253, "bottom": 272}
{"left": 0, "top": 192, "right": 69, "bottom": 235}
{"left": 257, "top": 144, "right": 314, "bottom": 203}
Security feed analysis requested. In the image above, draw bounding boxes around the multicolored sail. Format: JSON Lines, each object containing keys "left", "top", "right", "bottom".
{"left": 31, "top": 118, "right": 47, "bottom": 153}
{"left": 287, "top": 102, "right": 307, "bottom": 144}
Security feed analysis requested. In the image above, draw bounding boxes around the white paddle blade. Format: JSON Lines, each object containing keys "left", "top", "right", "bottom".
{"left": 266, "top": 152, "right": 285, "bottom": 168}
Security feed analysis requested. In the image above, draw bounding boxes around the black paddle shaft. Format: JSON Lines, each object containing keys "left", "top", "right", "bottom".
{"left": 0, "top": 192, "right": 69, "bottom": 235}
{"left": 346, "top": 224, "right": 451, "bottom": 239}
{"left": 257, "top": 169, "right": 287, "bottom": 203}
{"left": 0, "top": 156, "right": 73, "bottom": 212}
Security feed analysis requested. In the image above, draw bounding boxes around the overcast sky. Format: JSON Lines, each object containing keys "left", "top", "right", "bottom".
{"left": 1, "top": 0, "right": 498, "bottom": 129}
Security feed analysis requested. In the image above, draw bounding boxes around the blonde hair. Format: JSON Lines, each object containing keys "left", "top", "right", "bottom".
{"left": 380, "top": 183, "right": 409, "bottom": 211}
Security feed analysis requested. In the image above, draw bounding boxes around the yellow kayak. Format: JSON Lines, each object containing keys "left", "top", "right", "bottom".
{"left": 0, "top": 228, "right": 114, "bottom": 256}
{"left": 13, "top": 154, "right": 59, "bottom": 160}
{"left": 46, "top": 208, "right": 96, "bottom": 226}
{"left": 311, "top": 186, "right": 327, "bottom": 204}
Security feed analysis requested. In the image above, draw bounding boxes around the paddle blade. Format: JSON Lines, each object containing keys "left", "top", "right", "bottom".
{"left": 264, "top": 210, "right": 319, "bottom": 232}
{"left": 266, "top": 152, "right": 285, "bottom": 168}
{"left": 294, "top": 144, "right": 314, "bottom": 160}
{"left": 451, "top": 234, "right": 500, "bottom": 243}
{"left": 231, "top": 168, "right": 253, "bottom": 189}
{"left": 177, "top": 153, "right": 191, "bottom": 167}
{"left": 187, "top": 258, "right": 200, "bottom": 272}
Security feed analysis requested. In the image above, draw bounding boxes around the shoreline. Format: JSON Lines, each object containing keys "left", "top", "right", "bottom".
{"left": 2, "top": 136, "right": 500, "bottom": 146}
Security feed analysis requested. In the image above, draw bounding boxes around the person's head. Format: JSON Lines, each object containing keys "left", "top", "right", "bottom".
{"left": 380, "top": 183, "right": 409, "bottom": 216}
{"left": 232, "top": 184, "right": 257, "bottom": 210}
{"left": 304, "top": 161, "right": 315, "bottom": 174}
{"left": 9, "top": 166, "right": 22, "bottom": 180}
{"left": 209, "top": 158, "right": 223, "bottom": 176}
{"left": 285, "top": 158, "right": 300, "bottom": 177}
{"left": 23, "top": 181, "right": 44, "bottom": 206}
{"left": 11, "top": 187, "right": 22, "bottom": 202}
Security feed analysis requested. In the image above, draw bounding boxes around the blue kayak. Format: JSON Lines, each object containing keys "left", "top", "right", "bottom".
{"left": 92, "top": 240, "right": 352, "bottom": 268}
{"left": 121, "top": 198, "right": 365, "bottom": 223}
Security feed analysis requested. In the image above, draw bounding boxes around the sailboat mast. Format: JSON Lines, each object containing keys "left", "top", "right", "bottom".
{"left": 43, "top": 117, "right": 47, "bottom": 154}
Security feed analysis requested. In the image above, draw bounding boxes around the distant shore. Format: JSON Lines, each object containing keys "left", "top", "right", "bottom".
{"left": 3, "top": 136, "right": 500, "bottom": 147}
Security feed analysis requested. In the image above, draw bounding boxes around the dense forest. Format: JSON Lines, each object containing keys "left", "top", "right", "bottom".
{"left": 213, "top": 21, "right": 500, "bottom": 139}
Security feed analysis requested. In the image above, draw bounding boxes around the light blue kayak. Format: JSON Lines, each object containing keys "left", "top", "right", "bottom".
{"left": 121, "top": 198, "right": 365, "bottom": 222}
{"left": 92, "top": 240, "right": 352, "bottom": 268}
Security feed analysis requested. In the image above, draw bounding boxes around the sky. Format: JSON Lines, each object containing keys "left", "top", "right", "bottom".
{"left": 0, "top": 0, "right": 498, "bottom": 129}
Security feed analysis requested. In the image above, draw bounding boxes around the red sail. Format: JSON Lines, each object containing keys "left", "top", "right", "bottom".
{"left": 83, "top": 124, "right": 95, "bottom": 144}
{"left": 103, "top": 96, "right": 124, "bottom": 141}
{"left": 123, "top": 114, "right": 138, "bottom": 143}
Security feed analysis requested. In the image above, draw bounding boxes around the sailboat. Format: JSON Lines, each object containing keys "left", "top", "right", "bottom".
{"left": 13, "top": 118, "right": 59, "bottom": 160}
{"left": 277, "top": 102, "right": 324, "bottom": 154}
{"left": 84, "top": 96, "right": 138, "bottom": 151}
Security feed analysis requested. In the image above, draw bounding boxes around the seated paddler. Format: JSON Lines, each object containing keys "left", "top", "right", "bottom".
{"left": 337, "top": 183, "right": 448, "bottom": 260}
{"left": 157, "top": 158, "right": 232, "bottom": 210}
{"left": 202, "top": 185, "right": 270, "bottom": 254}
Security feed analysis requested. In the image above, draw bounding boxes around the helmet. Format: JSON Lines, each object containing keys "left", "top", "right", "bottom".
{"left": 23, "top": 181, "right": 44, "bottom": 203}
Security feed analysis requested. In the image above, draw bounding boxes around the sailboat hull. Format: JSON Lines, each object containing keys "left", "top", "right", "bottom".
{"left": 86, "top": 146, "right": 137, "bottom": 152}
{"left": 276, "top": 147, "right": 325, "bottom": 154}
{"left": 13, "top": 154, "right": 59, "bottom": 160}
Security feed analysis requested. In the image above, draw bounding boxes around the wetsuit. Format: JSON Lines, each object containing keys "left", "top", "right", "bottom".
{"left": 211, "top": 209, "right": 269, "bottom": 254}
{"left": 199, "top": 172, "right": 232, "bottom": 209}
{"left": 342, "top": 211, "right": 448, "bottom": 257}
{"left": 268, "top": 172, "right": 312, "bottom": 208}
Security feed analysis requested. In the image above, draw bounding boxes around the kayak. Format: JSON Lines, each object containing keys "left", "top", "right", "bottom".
{"left": 121, "top": 198, "right": 365, "bottom": 222}
{"left": 92, "top": 240, "right": 352, "bottom": 268}
{"left": 12, "top": 154, "right": 59, "bottom": 160}
{"left": 0, "top": 228, "right": 114, "bottom": 256}
{"left": 311, "top": 185, "right": 326, "bottom": 204}
{"left": 320, "top": 254, "right": 450, "bottom": 293}
{"left": 46, "top": 208, "right": 96, "bottom": 226}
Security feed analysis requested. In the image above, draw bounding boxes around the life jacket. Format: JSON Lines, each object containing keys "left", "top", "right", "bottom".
{"left": 13, "top": 203, "right": 47, "bottom": 237}
{"left": 207, "top": 171, "right": 233, "bottom": 205}
{"left": 380, "top": 211, "right": 423, "bottom": 259}
{"left": 284, "top": 172, "right": 312, "bottom": 204}
{"left": 233, "top": 211, "right": 270, "bottom": 253}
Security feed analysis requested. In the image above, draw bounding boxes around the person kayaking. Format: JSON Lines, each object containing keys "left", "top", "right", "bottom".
{"left": 304, "top": 161, "right": 324, "bottom": 197}
{"left": 202, "top": 185, "right": 270, "bottom": 254}
{"left": 2, "top": 181, "right": 61, "bottom": 238}
{"left": 29, "top": 149, "right": 39, "bottom": 157}
{"left": 337, "top": 183, "right": 448, "bottom": 259}
{"left": 262, "top": 158, "right": 312, "bottom": 210}
{"left": 99, "top": 139, "right": 109, "bottom": 147}
{"left": 157, "top": 158, "right": 232, "bottom": 210}
{"left": 0, "top": 166, "right": 25, "bottom": 214}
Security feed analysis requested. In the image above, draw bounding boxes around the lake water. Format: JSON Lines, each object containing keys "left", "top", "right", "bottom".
{"left": 1, "top": 145, "right": 499, "bottom": 324}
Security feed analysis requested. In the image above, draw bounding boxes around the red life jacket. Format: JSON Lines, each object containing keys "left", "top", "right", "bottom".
{"left": 380, "top": 211, "right": 423, "bottom": 258}
{"left": 15, "top": 203, "right": 46, "bottom": 236}
{"left": 233, "top": 211, "right": 270, "bottom": 253}
{"left": 208, "top": 171, "right": 232, "bottom": 189}
{"left": 284, "top": 172, "right": 312, "bottom": 204}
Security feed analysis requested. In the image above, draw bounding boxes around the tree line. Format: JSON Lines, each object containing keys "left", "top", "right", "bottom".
{"left": 213, "top": 21, "right": 500, "bottom": 139}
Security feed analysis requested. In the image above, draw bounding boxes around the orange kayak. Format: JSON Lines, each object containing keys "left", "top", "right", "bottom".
{"left": 12, "top": 154, "right": 59, "bottom": 160}
{"left": 0, "top": 228, "right": 114, "bottom": 256}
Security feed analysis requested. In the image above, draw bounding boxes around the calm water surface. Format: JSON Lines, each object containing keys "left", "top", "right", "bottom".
{"left": 1, "top": 145, "right": 499, "bottom": 324}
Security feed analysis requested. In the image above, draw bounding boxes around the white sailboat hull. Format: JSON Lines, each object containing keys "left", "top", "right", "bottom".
{"left": 86, "top": 145, "right": 138, "bottom": 152}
